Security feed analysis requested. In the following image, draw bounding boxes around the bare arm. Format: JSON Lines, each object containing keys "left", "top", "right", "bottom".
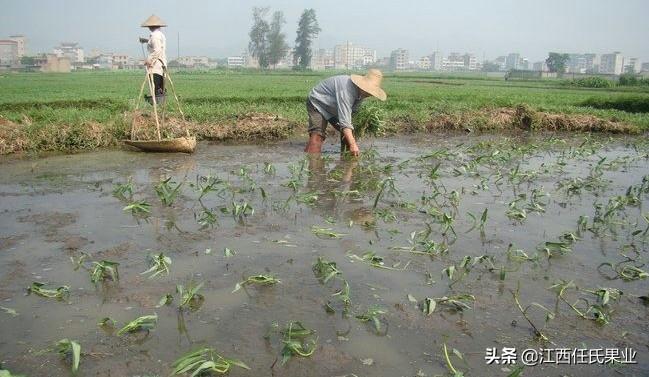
{"left": 342, "top": 128, "right": 360, "bottom": 157}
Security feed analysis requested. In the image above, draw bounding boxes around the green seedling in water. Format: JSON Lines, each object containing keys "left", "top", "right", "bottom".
{"left": 582, "top": 287, "right": 622, "bottom": 306}
{"left": 295, "top": 191, "right": 319, "bottom": 206}
{"left": 233, "top": 275, "right": 280, "bottom": 293}
{"left": 154, "top": 177, "right": 183, "bottom": 206}
{"left": 466, "top": 208, "right": 488, "bottom": 234}
{"left": 373, "top": 177, "right": 398, "bottom": 209}
{"left": 140, "top": 253, "right": 172, "bottom": 278}
{"left": 312, "top": 257, "right": 342, "bottom": 284}
{"left": 0, "top": 306, "right": 18, "bottom": 317}
{"left": 423, "top": 295, "right": 476, "bottom": 313}
{"left": 171, "top": 347, "right": 250, "bottom": 375}
{"left": 264, "top": 162, "right": 276, "bottom": 175}
{"left": 443, "top": 343, "right": 466, "bottom": 377}
{"left": 511, "top": 285, "right": 554, "bottom": 341}
{"left": 230, "top": 201, "right": 254, "bottom": 222}
{"left": 224, "top": 247, "right": 235, "bottom": 257}
{"left": 311, "top": 226, "right": 346, "bottom": 239}
{"left": 331, "top": 279, "right": 352, "bottom": 314}
{"left": 542, "top": 241, "right": 572, "bottom": 258}
{"left": 27, "top": 282, "right": 70, "bottom": 300}
{"left": 97, "top": 317, "right": 116, "bottom": 328}
{"left": 156, "top": 293, "right": 174, "bottom": 308}
{"left": 273, "top": 321, "right": 318, "bottom": 365}
{"left": 549, "top": 280, "right": 613, "bottom": 326}
{"left": 506, "top": 244, "right": 539, "bottom": 263}
{"left": 506, "top": 199, "right": 527, "bottom": 221}
{"left": 349, "top": 250, "right": 410, "bottom": 271}
{"left": 56, "top": 339, "right": 81, "bottom": 373}
{"left": 355, "top": 306, "right": 387, "bottom": 334}
{"left": 112, "top": 178, "right": 133, "bottom": 200}
{"left": 177, "top": 281, "right": 205, "bottom": 310}
{"left": 123, "top": 200, "right": 151, "bottom": 215}
{"left": 192, "top": 174, "right": 226, "bottom": 201}
{"left": 599, "top": 262, "right": 649, "bottom": 281}
{"left": 117, "top": 314, "right": 158, "bottom": 336}
{"left": 196, "top": 207, "right": 218, "bottom": 228}
{"left": 90, "top": 260, "right": 119, "bottom": 284}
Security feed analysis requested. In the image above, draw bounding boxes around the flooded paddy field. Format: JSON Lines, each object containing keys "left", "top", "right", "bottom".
{"left": 1, "top": 133, "right": 648, "bottom": 377}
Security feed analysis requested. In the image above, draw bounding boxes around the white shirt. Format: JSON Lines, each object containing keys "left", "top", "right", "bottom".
{"left": 146, "top": 29, "right": 167, "bottom": 75}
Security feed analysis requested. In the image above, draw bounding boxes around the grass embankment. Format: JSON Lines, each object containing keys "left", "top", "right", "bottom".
{"left": 1, "top": 70, "right": 649, "bottom": 154}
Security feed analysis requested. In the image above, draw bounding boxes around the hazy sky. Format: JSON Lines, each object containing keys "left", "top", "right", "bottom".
{"left": 1, "top": 0, "right": 648, "bottom": 62}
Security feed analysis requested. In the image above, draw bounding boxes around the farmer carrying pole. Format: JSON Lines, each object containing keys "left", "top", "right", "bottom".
{"left": 304, "top": 69, "right": 387, "bottom": 157}
{"left": 139, "top": 15, "right": 167, "bottom": 102}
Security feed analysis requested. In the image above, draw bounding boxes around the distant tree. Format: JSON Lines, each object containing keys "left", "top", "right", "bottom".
{"left": 267, "top": 11, "right": 289, "bottom": 68}
{"left": 20, "top": 56, "right": 36, "bottom": 66}
{"left": 545, "top": 52, "right": 569, "bottom": 75}
{"left": 248, "top": 7, "right": 271, "bottom": 69}
{"left": 293, "top": 9, "right": 321, "bottom": 70}
{"left": 481, "top": 61, "right": 501, "bottom": 72}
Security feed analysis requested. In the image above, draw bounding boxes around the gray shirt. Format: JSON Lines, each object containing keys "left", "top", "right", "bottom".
{"left": 308, "top": 75, "right": 363, "bottom": 130}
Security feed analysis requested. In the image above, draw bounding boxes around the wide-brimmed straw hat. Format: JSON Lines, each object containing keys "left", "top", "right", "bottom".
{"left": 141, "top": 15, "right": 167, "bottom": 27}
{"left": 351, "top": 69, "right": 387, "bottom": 101}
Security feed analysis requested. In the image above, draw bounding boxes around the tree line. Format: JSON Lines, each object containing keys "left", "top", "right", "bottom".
{"left": 248, "top": 7, "right": 321, "bottom": 70}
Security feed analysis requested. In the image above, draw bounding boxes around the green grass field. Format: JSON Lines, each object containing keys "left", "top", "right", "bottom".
{"left": 1, "top": 69, "right": 648, "bottom": 154}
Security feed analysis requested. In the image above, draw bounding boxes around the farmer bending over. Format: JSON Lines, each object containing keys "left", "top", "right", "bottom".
{"left": 305, "top": 69, "right": 387, "bottom": 157}
{"left": 139, "top": 15, "right": 167, "bottom": 97}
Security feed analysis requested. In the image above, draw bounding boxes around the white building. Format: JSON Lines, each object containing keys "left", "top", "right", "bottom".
{"left": 53, "top": 42, "right": 84, "bottom": 63}
{"left": 429, "top": 51, "right": 443, "bottom": 71}
{"left": 505, "top": 53, "right": 521, "bottom": 70}
{"left": 227, "top": 56, "right": 245, "bottom": 68}
{"left": 463, "top": 53, "right": 478, "bottom": 71}
{"left": 0, "top": 39, "right": 18, "bottom": 66}
{"left": 178, "top": 56, "right": 210, "bottom": 68}
{"left": 8, "top": 35, "right": 26, "bottom": 58}
{"left": 624, "top": 57, "right": 641, "bottom": 74}
{"left": 334, "top": 42, "right": 376, "bottom": 69}
{"left": 310, "top": 49, "right": 334, "bottom": 70}
{"left": 600, "top": 52, "right": 624, "bottom": 75}
{"left": 417, "top": 56, "right": 431, "bottom": 70}
{"left": 390, "top": 48, "right": 409, "bottom": 71}
{"left": 532, "top": 61, "right": 548, "bottom": 72}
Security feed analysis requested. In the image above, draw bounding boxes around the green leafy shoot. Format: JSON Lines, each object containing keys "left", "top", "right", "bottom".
{"left": 0, "top": 306, "right": 18, "bottom": 317}
{"left": 224, "top": 247, "right": 236, "bottom": 257}
{"left": 443, "top": 343, "right": 465, "bottom": 377}
{"left": 349, "top": 250, "right": 410, "bottom": 271}
{"left": 542, "top": 241, "right": 572, "bottom": 258}
{"left": 56, "top": 339, "right": 81, "bottom": 373}
{"left": 123, "top": 200, "right": 151, "bottom": 215}
{"left": 90, "top": 260, "right": 120, "bottom": 284}
{"left": 154, "top": 177, "right": 183, "bottom": 206}
{"left": 171, "top": 347, "right": 250, "bottom": 375}
{"left": 112, "top": 178, "right": 134, "bottom": 200}
{"left": 116, "top": 314, "right": 158, "bottom": 336}
{"left": 156, "top": 293, "right": 174, "bottom": 308}
{"left": 196, "top": 207, "right": 218, "bottom": 228}
{"left": 27, "top": 282, "right": 70, "bottom": 300}
{"left": 312, "top": 257, "right": 342, "bottom": 284}
{"left": 97, "top": 317, "right": 116, "bottom": 328}
{"left": 233, "top": 275, "right": 280, "bottom": 293}
{"left": 355, "top": 306, "right": 387, "bottom": 334}
{"left": 177, "top": 282, "right": 205, "bottom": 310}
{"left": 140, "top": 253, "right": 172, "bottom": 278}
{"left": 311, "top": 226, "right": 346, "bottom": 239}
{"left": 277, "top": 321, "right": 318, "bottom": 365}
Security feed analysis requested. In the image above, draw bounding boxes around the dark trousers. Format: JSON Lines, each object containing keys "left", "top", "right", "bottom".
{"left": 153, "top": 73, "right": 165, "bottom": 95}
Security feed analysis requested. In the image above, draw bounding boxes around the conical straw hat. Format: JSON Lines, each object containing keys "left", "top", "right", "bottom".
{"left": 141, "top": 14, "right": 167, "bottom": 27}
{"left": 351, "top": 69, "right": 387, "bottom": 101}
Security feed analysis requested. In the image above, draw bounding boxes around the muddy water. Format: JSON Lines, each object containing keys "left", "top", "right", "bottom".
{"left": 1, "top": 133, "right": 648, "bottom": 377}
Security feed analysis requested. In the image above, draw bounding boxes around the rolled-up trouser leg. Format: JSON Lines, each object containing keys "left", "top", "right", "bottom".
{"left": 306, "top": 100, "right": 328, "bottom": 138}
{"left": 153, "top": 73, "right": 165, "bottom": 96}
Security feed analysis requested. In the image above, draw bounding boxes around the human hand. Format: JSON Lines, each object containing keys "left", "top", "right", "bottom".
{"left": 348, "top": 142, "right": 360, "bottom": 157}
